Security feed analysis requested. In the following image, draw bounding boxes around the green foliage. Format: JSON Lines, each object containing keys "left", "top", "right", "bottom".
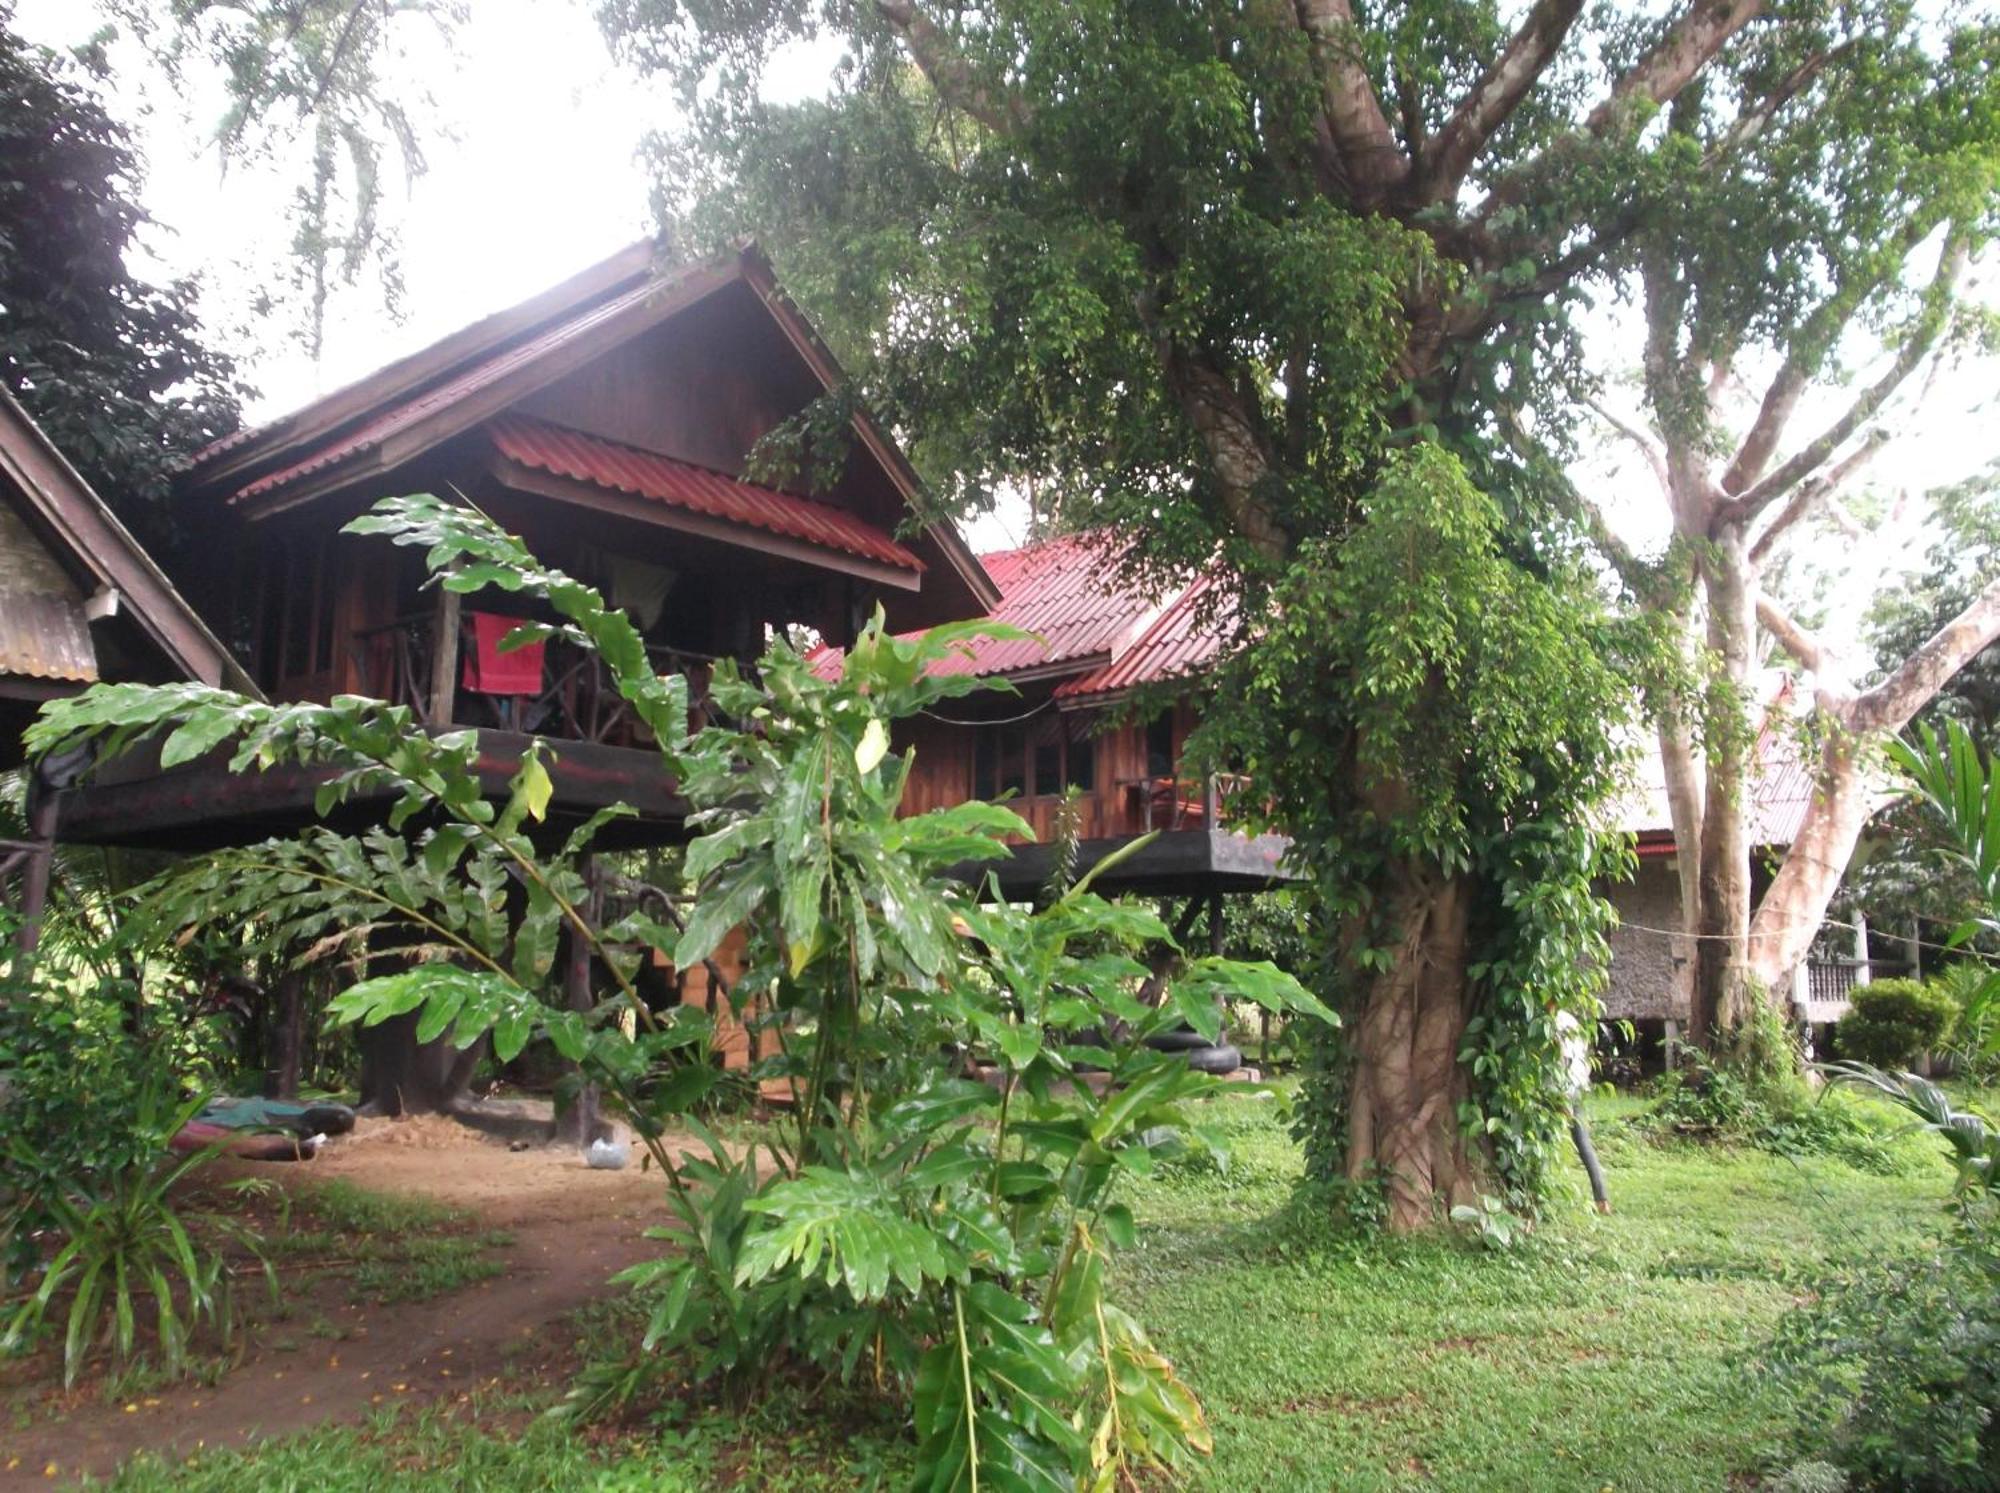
{"left": 1772, "top": 1070, "right": 2000, "bottom": 1490}
{"left": 1635, "top": 1048, "right": 1905, "bottom": 1175}
{"left": 102, "top": 0, "right": 466, "bottom": 361}
{"left": 1201, "top": 445, "right": 1641, "bottom": 1207}
{"left": 40, "top": 1089, "right": 1967, "bottom": 1491}
{"left": 0, "top": 10, "right": 241, "bottom": 547}
{"left": 2, "top": 1079, "right": 269, "bottom": 1388}
{"left": 1936, "top": 964, "right": 2000, "bottom": 1083}
{"left": 1839, "top": 979, "right": 1959, "bottom": 1070}
{"left": 30, "top": 496, "right": 1327, "bottom": 1490}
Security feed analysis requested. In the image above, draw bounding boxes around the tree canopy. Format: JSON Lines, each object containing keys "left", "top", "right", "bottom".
{"left": 587, "top": 0, "right": 2000, "bottom": 1224}
{"left": 0, "top": 7, "right": 241, "bottom": 545}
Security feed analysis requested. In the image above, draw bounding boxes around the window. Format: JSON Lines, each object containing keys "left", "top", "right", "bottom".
{"left": 1034, "top": 740, "right": 1062, "bottom": 797}
{"left": 997, "top": 726, "right": 1026, "bottom": 797}
{"left": 1146, "top": 712, "right": 1176, "bottom": 779}
{"left": 1066, "top": 727, "right": 1095, "bottom": 793}
{"left": 973, "top": 731, "right": 998, "bottom": 800}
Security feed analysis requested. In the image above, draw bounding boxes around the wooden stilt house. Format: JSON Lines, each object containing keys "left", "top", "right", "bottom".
{"left": 49, "top": 242, "right": 997, "bottom": 851}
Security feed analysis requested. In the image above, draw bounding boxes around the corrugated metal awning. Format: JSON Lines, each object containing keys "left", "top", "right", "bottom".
{"left": 0, "top": 591, "right": 96, "bottom": 683}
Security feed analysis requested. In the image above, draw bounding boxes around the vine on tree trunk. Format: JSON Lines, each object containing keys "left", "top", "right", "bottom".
{"left": 1200, "top": 447, "right": 1654, "bottom": 1224}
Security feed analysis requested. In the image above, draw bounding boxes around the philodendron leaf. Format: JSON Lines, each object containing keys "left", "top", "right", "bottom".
{"left": 855, "top": 716, "right": 890, "bottom": 774}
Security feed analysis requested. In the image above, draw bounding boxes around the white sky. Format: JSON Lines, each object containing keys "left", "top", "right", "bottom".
{"left": 12, "top": 1, "right": 1996, "bottom": 614}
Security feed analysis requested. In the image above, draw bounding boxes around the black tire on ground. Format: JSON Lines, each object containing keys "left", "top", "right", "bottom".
{"left": 300, "top": 1103, "right": 357, "bottom": 1136}
{"left": 1184, "top": 1043, "right": 1242, "bottom": 1075}
{"left": 1144, "top": 1028, "right": 1213, "bottom": 1053}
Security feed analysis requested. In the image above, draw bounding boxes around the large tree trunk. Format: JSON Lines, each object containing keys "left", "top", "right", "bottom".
{"left": 1690, "top": 531, "right": 1760, "bottom": 1040}
{"left": 1748, "top": 726, "right": 1875, "bottom": 987}
{"left": 1342, "top": 867, "right": 1483, "bottom": 1232}
{"left": 356, "top": 1009, "right": 485, "bottom": 1116}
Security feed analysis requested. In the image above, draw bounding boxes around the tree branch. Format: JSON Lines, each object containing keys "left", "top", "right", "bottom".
{"left": 1705, "top": 43, "right": 1846, "bottom": 161}
{"left": 1418, "top": 0, "right": 1585, "bottom": 199}
{"left": 1293, "top": 0, "right": 1407, "bottom": 203}
{"left": 1584, "top": 395, "right": 1668, "bottom": 490}
{"left": 1584, "top": 0, "right": 1768, "bottom": 136}
{"left": 1745, "top": 430, "right": 1885, "bottom": 564}
{"left": 1849, "top": 572, "right": 2000, "bottom": 735}
{"left": 874, "top": 0, "right": 1031, "bottom": 135}
{"left": 1718, "top": 228, "right": 1967, "bottom": 523}
{"left": 1755, "top": 593, "right": 1831, "bottom": 676}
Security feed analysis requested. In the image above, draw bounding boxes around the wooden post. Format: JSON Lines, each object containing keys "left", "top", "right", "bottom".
{"left": 555, "top": 857, "right": 600, "bottom": 1148}
{"left": 1202, "top": 771, "right": 1219, "bottom": 828}
{"left": 10, "top": 774, "right": 59, "bottom": 966}
{"left": 427, "top": 582, "right": 461, "bottom": 727}
{"left": 267, "top": 969, "right": 305, "bottom": 1099}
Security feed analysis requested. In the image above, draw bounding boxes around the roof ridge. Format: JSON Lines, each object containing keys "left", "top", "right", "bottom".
{"left": 189, "top": 239, "right": 666, "bottom": 481}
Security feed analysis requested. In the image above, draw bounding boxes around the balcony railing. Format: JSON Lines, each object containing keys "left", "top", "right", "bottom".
{"left": 349, "top": 613, "right": 737, "bottom": 749}
{"left": 1118, "top": 772, "right": 1252, "bottom": 833}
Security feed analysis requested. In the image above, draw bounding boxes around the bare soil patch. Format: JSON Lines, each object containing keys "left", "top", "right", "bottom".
{"left": 3, "top": 1109, "right": 691, "bottom": 1488}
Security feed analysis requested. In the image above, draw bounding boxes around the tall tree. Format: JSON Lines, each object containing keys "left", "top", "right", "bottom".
{"left": 95, "top": 0, "right": 464, "bottom": 363}
{"left": 1843, "top": 464, "right": 2000, "bottom": 948}
{"left": 0, "top": 6, "right": 241, "bottom": 547}
{"left": 594, "top": 0, "right": 1991, "bottom": 1227}
{"left": 1577, "top": 21, "right": 2000, "bottom": 1046}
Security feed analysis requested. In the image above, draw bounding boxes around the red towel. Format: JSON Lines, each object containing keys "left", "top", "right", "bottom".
{"left": 463, "top": 611, "right": 545, "bottom": 695}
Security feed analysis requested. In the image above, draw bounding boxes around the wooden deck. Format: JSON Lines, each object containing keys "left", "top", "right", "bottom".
{"left": 51, "top": 729, "right": 687, "bottom": 851}
{"left": 957, "top": 826, "right": 1298, "bottom": 900}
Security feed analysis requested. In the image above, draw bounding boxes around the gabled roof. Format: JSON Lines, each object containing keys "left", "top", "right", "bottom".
{"left": 191, "top": 240, "right": 663, "bottom": 476}
{"left": 181, "top": 241, "right": 997, "bottom": 613}
{"left": 485, "top": 416, "right": 923, "bottom": 576}
{"left": 1057, "top": 573, "right": 1233, "bottom": 702}
{"left": 195, "top": 255, "right": 739, "bottom": 513}
{"left": 922, "top": 530, "right": 1168, "bottom": 680}
{"left": 0, "top": 391, "right": 257, "bottom": 696}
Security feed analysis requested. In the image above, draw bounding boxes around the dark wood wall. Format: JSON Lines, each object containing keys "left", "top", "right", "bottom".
{"left": 898, "top": 694, "right": 1201, "bottom": 843}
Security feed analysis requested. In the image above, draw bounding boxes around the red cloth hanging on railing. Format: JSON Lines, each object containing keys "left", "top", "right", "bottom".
{"left": 462, "top": 611, "right": 545, "bottom": 696}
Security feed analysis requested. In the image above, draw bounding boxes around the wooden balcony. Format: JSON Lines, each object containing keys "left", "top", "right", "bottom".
{"left": 348, "top": 612, "right": 738, "bottom": 748}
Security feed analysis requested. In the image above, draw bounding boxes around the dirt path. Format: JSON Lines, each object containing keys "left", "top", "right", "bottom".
{"left": 3, "top": 1115, "right": 690, "bottom": 1488}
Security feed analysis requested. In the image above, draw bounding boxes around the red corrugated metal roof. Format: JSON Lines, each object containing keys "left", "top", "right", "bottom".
{"left": 930, "top": 531, "right": 1165, "bottom": 678}
{"left": 810, "top": 530, "right": 1191, "bottom": 681}
{"left": 1055, "top": 573, "right": 1233, "bottom": 700}
{"left": 229, "top": 274, "right": 684, "bottom": 505}
{"left": 487, "top": 416, "right": 923, "bottom": 573}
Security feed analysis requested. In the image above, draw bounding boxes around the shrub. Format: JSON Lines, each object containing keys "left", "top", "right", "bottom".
{"left": 1639, "top": 1048, "right": 1901, "bottom": 1173}
{"left": 1838, "top": 978, "right": 1958, "bottom": 1069}
{"left": 1769, "top": 1069, "right": 2000, "bottom": 1491}
{"left": 1932, "top": 963, "right": 2000, "bottom": 1082}
{"left": 2, "top": 1077, "right": 269, "bottom": 1386}
{"left": 23, "top": 495, "right": 1335, "bottom": 1491}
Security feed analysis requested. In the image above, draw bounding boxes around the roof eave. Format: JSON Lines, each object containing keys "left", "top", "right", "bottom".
{"left": 0, "top": 392, "right": 261, "bottom": 699}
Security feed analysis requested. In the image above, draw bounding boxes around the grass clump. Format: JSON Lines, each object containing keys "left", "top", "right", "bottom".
{"left": 267, "top": 1181, "right": 513, "bottom": 1306}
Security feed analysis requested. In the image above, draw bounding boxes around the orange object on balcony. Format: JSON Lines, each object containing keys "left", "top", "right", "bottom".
{"left": 462, "top": 611, "right": 545, "bottom": 696}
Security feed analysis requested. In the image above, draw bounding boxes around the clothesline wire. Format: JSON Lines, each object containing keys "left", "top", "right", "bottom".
{"left": 1612, "top": 914, "right": 1979, "bottom": 960}
{"left": 919, "top": 696, "right": 1061, "bottom": 728}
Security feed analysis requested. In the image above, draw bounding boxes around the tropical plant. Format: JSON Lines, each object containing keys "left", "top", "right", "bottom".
{"left": 1885, "top": 720, "right": 2000, "bottom": 1066}
{"left": 2, "top": 1078, "right": 269, "bottom": 1387}
{"left": 1933, "top": 964, "right": 2000, "bottom": 1083}
{"left": 1836, "top": 979, "right": 1959, "bottom": 1071}
{"left": 25, "top": 493, "right": 1328, "bottom": 1488}
{"left": 1771, "top": 1069, "right": 2000, "bottom": 1490}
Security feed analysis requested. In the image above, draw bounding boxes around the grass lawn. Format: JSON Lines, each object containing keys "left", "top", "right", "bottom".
{"left": 84, "top": 1088, "right": 1958, "bottom": 1491}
